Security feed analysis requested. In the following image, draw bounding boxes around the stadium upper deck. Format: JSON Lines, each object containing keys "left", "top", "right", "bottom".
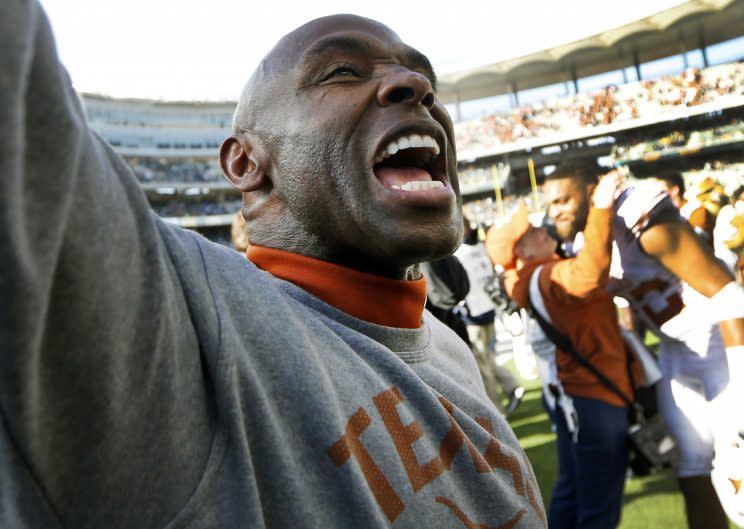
{"left": 83, "top": 94, "right": 233, "bottom": 158}
{"left": 438, "top": 0, "right": 743, "bottom": 111}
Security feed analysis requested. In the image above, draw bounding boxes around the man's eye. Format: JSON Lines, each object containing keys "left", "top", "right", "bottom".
{"left": 321, "top": 65, "right": 359, "bottom": 81}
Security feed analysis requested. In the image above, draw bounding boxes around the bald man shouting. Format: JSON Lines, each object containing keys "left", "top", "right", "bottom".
{"left": 0, "top": 3, "right": 546, "bottom": 529}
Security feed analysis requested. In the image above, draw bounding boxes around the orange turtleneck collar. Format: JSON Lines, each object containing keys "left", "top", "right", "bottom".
{"left": 246, "top": 245, "right": 427, "bottom": 329}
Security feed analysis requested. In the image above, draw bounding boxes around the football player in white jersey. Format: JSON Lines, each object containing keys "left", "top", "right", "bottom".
{"left": 543, "top": 161, "right": 744, "bottom": 529}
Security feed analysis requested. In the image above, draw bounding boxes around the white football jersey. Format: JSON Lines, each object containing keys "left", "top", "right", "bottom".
{"left": 605, "top": 181, "right": 690, "bottom": 342}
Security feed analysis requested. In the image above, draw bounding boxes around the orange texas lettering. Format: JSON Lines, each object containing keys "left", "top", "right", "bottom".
{"left": 327, "top": 406, "right": 406, "bottom": 523}
{"left": 327, "top": 386, "right": 545, "bottom": 526}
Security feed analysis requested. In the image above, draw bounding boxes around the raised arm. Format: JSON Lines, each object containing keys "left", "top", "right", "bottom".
{"left": 1, "top": 3, "right": 210, "bottom": 527}
{"left": 640, "top": 220, "right": 744, "bottom": 347}
{"left": 547, "top": 170, "right": 622, "bottom": 301}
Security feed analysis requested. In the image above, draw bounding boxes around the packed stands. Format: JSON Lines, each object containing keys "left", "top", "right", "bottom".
{"left": 611, "top": 118, "right": 744, "bottom": 163}
{"left": 127, "top": 158, "right": 223, "bottom": 183}
{"left": 455, "top": 63, "right": 744, "bottom": 157}
{"left": 150, "top": 199, "right": 241, "bottom": 218}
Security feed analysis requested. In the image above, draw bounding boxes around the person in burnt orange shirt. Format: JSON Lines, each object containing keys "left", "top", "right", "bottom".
{"left": 487, "top": 171, "right": 634, "bottom": 529}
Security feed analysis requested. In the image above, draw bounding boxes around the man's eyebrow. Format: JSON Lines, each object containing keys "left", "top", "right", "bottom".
{"left": 302, "top": 36, "right": 438, "bottom": 92}
{"left": 303, "top": 36, "right": 374, "bottom": 60}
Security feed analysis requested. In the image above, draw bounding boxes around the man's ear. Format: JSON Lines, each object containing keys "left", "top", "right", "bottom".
{"left": 220, "top": 133, "right": 270, "bottom": 192}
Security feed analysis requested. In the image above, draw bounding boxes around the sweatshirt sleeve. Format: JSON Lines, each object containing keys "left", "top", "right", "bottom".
{"left": 544, "top": 207, "right": 613, "bottom": 303}
{"left": 0, "top": 3, "right": 212, "bottom": 527}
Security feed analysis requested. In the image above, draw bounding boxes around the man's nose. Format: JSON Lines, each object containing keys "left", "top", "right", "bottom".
{"left": 377, "top": 66, "right": 435, "bottom": 109}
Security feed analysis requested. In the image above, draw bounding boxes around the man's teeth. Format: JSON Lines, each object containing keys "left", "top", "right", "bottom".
{"left": 375, "top": 133, "right": 440, "bottom": 163}
{"left": 391, "top": 181, "right": 445, "bottom": 191}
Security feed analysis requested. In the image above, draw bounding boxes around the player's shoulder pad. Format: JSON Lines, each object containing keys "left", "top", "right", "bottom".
{"left": 614, "top": 180, "right": 679, "bottom": 236}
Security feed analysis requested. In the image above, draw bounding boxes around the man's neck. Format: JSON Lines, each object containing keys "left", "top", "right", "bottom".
{"left": 246, "top": 245, "right": 427, "bottom": 328}
{"left": 248, "top": 241, "right": 423, "bottom": 280}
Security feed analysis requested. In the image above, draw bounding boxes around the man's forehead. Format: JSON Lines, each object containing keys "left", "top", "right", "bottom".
{"left": 273, "top": 15, "right": 401, "bottom": 62}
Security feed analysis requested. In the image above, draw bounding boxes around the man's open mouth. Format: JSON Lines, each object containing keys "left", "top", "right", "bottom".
{"left": 372, "top": 133, "right": 446, "bottom": 192}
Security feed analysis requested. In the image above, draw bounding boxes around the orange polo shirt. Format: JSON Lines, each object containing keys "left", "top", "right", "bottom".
{"left": 247, "top": 245, "right": 427, "bottom": 329}
{"left": 505, "top": 207, "right": 639, "bottom": 407}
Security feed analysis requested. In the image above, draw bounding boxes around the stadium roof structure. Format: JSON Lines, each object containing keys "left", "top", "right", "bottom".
{"left": 81, "top": 92, "right": 237, "bottom": 109}
{"left": 437, "top": 0, "right": 744, "bottom": 105}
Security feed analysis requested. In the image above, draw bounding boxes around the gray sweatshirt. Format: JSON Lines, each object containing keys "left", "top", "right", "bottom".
{"left": 0, "top": 2, "right": 546, "bottom": 528}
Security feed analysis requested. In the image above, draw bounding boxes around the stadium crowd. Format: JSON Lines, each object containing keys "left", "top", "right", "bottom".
{"left": 128, "top": 157, "right": 223, "bottom": 183}
{"left": 151, "top": 198, "right": 242, "bottom": 218}
{"left": 456, "top": 62, "right": 744, "bottom": 155}
{"left": 612, "top": 118, "right": 744, "bottom": 162}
